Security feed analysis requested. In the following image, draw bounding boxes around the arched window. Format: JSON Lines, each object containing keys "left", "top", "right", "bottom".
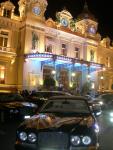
{"left": 90, "top": 50, "right": 95, "bottom": 61}
{"left": 61, "top": 44, "right": 67, "bottom": 56}
{"left": 3, "top": 9, "right": 11, "bottom": 18}
{"left": 0, "top": 66, "right": 5, "bottom": 84}
{"left": 0, "top": 31, "right": 8, "bottom": 49}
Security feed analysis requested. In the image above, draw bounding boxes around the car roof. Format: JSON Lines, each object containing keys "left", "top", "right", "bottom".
{"left": 30, "top": 91, "right": 72, "bottom": 97}
{"left": 49, "top": 95, "right": 87, "bottom": 101}
{"left": 33, "top": 91, "right": 71, "bottom": 94}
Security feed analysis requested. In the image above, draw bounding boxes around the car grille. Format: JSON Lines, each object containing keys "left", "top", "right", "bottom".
{"left": 38, "top": 132, "right": 68, "bottom": 149}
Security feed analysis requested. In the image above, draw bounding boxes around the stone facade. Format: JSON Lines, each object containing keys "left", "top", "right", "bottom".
{"left": 0, "top": 0, "right": 113, "bottom": 93}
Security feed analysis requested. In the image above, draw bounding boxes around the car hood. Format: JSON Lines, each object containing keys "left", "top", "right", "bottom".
{"left": 21, "top": 113, "right": 94, "bottom": 130}
{"left": 0, "top": 101, "right": 37, "bottom": 109}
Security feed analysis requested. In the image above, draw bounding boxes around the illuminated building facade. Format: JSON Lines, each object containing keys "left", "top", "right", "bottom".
{"left": 0, "top": 0, "right": 113, "bottom": 92}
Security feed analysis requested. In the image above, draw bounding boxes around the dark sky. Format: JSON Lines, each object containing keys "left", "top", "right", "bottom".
{"left": 1, "top": 0, "right": 113, "bottom": 40}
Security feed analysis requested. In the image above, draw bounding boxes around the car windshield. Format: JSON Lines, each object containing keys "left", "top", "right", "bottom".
{"left": 40, "top": 99, "right": 90, "bottom": 114}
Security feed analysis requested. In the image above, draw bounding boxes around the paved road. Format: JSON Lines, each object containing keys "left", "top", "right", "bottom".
{"left": 0, "top": 120, "right": 20, "bottom": 150}
{"left": 0, "top": 110, "right": 113, "bottom": 150}
{"left": 98, "top": 110, "right": 113, "bottom": 150}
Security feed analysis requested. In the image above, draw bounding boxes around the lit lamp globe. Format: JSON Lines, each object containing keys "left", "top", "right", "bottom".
{"left": 71, "top": 72, "right": 76, "bottom": 77}
{"left": 51, "top": 70, "right": 56, "bottom": 75}
{"left": 87, "top": 74, "right": 91, "bottom": 79}
{"left": 100, "top": 76, "right": 104, "bottom": 80}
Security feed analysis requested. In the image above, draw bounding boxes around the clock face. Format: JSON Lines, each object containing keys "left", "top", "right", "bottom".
{"left": 88, "top": 27, "right": 96, "bottom": 34}
{"left": 32, "top": 7, "right": 41, "bottom": 15}
{"left": 61, "top": 18, "right": 68, "bottom": 27}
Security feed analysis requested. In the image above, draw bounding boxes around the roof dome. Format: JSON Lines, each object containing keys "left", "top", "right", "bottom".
{"left": 60, "top": 9, "right": 72, "bottom": 18}
{"left": 56, "top": 8, "right": 73, "bottom": 20}
{"left": 26, "top": 0, "right": 48, "bottom": 6}
{"left": 77, "top": 2, "right": 97, "bottom": 21}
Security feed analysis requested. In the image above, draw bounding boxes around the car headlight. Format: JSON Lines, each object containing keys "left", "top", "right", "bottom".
{"left": 94, "top": 123, "right": 99, "bottom": 133}
{"left": 24, "top": 115, "right": 31, "bottom": 119}
{"left": 110, "top": 112, "right": 113, "bottom": 117}
{"left": 110, "top": 118, "right": 113, "bottom": 122}
{"left": 19, "top": 132, "right": 27, "bottom": 141}
{"left": 22, "top": 102, "right": 37, "bottom": 108}
{"left": 82, "top": 136, "right": 91, "bottom": 145}
{"left": 28, "top": 133, "right": 37, "bottom": 143}
{"left": 70, "top": 136, "right": 80, "bottom": 145}
{"left": 99, "top": 101, "right": 103, "bottom": 105}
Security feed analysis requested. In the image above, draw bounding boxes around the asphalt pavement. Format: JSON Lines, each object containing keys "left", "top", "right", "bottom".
{"left": 98, "top": 110, "right": 113, "bottom": 150}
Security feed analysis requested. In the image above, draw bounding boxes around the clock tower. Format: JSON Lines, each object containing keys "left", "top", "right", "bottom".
{"left": 18, "top": 0, "right": 48, "bottom": 21}
{"left": 75, "top": 2, "right": 98, "bottom": 35}
{"left": 56, "top": 9, "right": 72, "bottom": 28}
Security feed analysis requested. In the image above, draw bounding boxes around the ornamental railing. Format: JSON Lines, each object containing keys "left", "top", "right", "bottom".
{"left": 0, "top": 46, "right": 15, "bottom": 53}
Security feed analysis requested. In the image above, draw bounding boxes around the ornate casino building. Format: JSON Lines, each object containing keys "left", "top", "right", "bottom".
{"left": 0, "top": 0, "right": 113, "bottom": 92}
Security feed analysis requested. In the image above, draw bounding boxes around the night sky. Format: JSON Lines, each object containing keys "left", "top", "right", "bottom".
{"left": 1, "top": 0, "right": 113, "bottom": 40}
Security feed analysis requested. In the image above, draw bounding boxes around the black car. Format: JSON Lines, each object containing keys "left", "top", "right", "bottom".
{"left": 0, "top": 93, "right": 38, "bottom": 122}
{"left": 93, "top": 93, "right": 113, "bottom": 109}
{"left": 15, "top": 96, "right": 99, "bottom": 150}
{"left": 29, "top": 90, "right": 72, "bottom": 100}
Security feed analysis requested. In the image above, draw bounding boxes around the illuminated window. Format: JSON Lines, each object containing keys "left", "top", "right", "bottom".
{"left": 74, "top": 47, "right": 79, "bottom": 58}
{"left": 61, "top": 44, "right": 67, "bottom": 56}
{"left": 45, "top": 44, "right": 53, "bottom": 53}
{"left": 106, "top": 57, "right": 110, "bottom": 67}
{"left": 0, "top": 31, "right": 8, "bottom": 48}
{"left": 0, "top": 66, "right": 5, "bottom": 84}
{"left": 28, "top": 72, "right": 40, "bottom": 90}
{"left": 3, "top": 9, "right": 11, "bottom": 18}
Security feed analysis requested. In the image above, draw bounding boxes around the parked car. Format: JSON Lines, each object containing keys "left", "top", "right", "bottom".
{"left": 102, "top": 100, "right": 113, "bottom": 123}
{"left": 94, "top": 93, "right": 113, "bottom": 109}
{"left": 0, "top": 93, "right": 38, "bottom": 122}
{"left": 15, "top": 96, "right": 99, "bottom": 150}
{"left": 24, "top": 90, "right": 72, "bottom": 112}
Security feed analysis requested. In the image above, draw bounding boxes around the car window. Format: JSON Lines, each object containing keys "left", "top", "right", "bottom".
{"left": 41, "top": 99, "right": 90, "bottom": 114}
{"left": 31, "top": 91, "right": 71, "bottom": 99}
{"left": 99, "top": 94, "right": 113, "bottom": 101}
{"left": 0, "top": 93, "right": 24, "bottom": 102}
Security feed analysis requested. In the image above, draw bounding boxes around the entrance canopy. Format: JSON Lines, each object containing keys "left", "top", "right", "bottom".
{"left": 25, "top": 53, "right": 103, "bottom": 72}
